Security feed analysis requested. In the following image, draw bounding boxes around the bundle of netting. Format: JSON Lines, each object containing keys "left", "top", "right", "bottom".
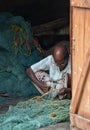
{"left": 0, "top": 12, "right": 42, "bottom": 98}
{"left": 0, "top": 97, "right": 70, "bottom": 130}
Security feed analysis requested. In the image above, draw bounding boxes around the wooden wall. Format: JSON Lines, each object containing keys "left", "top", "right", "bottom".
{"left": 70, "top": 0, "right": 90, "bottom": 130}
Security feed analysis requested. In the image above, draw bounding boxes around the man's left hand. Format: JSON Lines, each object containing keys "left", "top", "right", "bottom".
{"left": 59, "top": 87, "right": 71, "bottom": 94}
{"left": 58, "top": 87, "right": 71, "bottom": 99}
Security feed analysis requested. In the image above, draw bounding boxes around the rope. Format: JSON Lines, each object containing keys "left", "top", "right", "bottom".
{"left": 11, "top": 24, "right": 31, "bottom": 56}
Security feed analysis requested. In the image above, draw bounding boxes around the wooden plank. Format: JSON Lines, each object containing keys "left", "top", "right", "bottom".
{"left": 70, "top": 114, "right": 90, "bottom": 130}
{"left": 70, "top": 48, "right": 90, "bottom": 113}
{"left": 32, "top": 18, "right": 68, "bottom": 35}
{"left": 70, "top": 6, "right": 90, "bottom": 118}
{"left": 71, "top": 0, "right": 90, "bottom": 8}
{"left": 71, "top": 7, "right": 85, "bottom": 98}
{"left": 78, "top": 9, "right": 90, "bottom": 118}
{"left": 70, "top": 1, "right": 90, "bottom": 129}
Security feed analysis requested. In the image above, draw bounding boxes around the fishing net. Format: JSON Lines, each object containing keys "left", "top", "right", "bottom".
{"left": 0, "top": 12, "right": 42, "bottom": 98}
{"left": 0, "top": 96, "right": 70, "bottom": 130}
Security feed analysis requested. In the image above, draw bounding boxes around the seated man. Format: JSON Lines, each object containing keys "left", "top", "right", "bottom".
{"left": 26, "top": 45, "right": 71, "bottom": 99}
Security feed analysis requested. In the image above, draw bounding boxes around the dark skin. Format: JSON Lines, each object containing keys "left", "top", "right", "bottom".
{"left": 53, "top": 45, "right": 71, "bottom": 98}
{"left": 26, "top": 45, "right": 71, "bottom": 98}
{"left": 26, "top": 68, "right": 49, "bottom": 93}
{"left": 53, "top": 45, "right": 68, "bottom": 71}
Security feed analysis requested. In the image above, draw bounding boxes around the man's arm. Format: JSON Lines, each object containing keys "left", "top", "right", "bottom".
{"left": 26, "top": 67, "right": 49, "bottom": 93}
{"left": 59, "top": 74, "right": 71, "bottom": 99}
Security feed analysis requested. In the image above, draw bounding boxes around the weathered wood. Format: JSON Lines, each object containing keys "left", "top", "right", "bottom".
{"left": 70, "top": 0, "right": 90, "bottom": 129}
{"left": 71, "top": 7, "right": 85, "bottom": 97}
{"left": 71, "top": 0, "right": 90, "bottom": 8}
{"left": 71, "top": 7, "right": 90, "bottom": 118}
{"left": 70, "top": 114, "right": 90, "bottom": 130}
{"left": 32, "top": 18, "right": 68, "bottom": 34}
{"left": 70, "top": 48, "right": 90, "bottom": 113}
{"left": 77, "top": 9, "right": 90, "bottom": 118}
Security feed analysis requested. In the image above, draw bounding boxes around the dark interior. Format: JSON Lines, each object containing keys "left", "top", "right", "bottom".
{"left": 0, "top": 0, "right": 70, "bottom": 26}
{"left": 0, "top": 0, "right": 70, "bottom": 50}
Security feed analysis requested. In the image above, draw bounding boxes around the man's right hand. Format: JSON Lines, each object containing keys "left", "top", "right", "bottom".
{"left": 26, "top": 67, "right": 50, "bottom": 93}
{"left": 40, "top": 84, "right": 50, "bottom": 93}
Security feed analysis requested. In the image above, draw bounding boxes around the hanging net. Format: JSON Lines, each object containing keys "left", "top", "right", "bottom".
{"left": 0, "top": 12, "right": 42, "bottom": 98}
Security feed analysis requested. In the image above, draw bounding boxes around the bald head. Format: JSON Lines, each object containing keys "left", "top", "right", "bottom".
{"left": 53, "top": 45, "right": 67, "bottom": 61}
{"left": 53, "top": 45, "right": 69, "bottom": 70}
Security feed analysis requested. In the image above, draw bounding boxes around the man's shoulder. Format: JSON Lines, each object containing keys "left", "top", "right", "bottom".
{"left": 44, "top": 55, "right": 54, "bottom": 61}
{"left": 31, "top": 55, "right": 53, "bottom": 67}
{"left": 46, "top": 55, "right": 53, "bottom": 59}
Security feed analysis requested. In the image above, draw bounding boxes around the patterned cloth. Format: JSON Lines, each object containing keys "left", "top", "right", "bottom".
{"left": 35, "top": 71, "right": 64, "bottom": 89}
{"left": 35, "top": 70, "right": 65, "bottom": 98}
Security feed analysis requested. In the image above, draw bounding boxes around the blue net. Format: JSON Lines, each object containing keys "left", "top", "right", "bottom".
{"left": 0, "top": 12, "right": 42, "bottom": 98}
{"left": 0, "top": 97, "right": 70, "bottom": 130}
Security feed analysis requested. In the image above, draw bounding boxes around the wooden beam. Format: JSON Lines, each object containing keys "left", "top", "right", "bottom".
{"left": 71, "top": 0, "right": 90, "bottom": 8}
{"left": 32, "top": 18, "right": 68, "bottom": 35}
{"left": 70, "top": 113, "right": 90, "bottom": 130}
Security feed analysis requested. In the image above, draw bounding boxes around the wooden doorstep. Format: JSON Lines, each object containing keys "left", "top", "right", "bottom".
{"left": 70, "top": 113, "right": 90, "bottom": 130}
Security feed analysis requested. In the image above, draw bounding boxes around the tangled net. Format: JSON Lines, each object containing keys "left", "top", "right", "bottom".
{"left": 0, "top": 96, "right": 70, "bottom": 130}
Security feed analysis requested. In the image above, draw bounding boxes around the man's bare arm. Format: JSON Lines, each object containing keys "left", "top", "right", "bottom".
{"left": 26, "top": 68, "right": 49, "bottom": 93}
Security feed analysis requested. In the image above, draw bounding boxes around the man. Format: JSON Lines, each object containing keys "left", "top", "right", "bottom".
{"left": 26, "top": 45, "right": 71, "bottom": 99}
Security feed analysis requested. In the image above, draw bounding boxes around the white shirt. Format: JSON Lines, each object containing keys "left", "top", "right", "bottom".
{"left": 31, "top": 55, "right": 71, "bottom": 88}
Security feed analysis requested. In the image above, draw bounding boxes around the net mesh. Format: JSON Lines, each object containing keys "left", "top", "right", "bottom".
{"left": 0, "top": 97, "right": 70, "bottom": 130}
{"left": 0, "top": 12, "right": 42, "bottom": 98}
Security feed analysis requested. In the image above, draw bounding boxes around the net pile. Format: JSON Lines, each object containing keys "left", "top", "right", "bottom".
{"left": 0, "top": 97, "right": 70, "bottom": 130}
{"left": 0, "top": 12, "right": 42, "bottom": 98}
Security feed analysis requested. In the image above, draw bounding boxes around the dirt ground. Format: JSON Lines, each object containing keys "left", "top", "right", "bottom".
{"left": 0, "top": 97, "right": 27, "bottom": 114}
{"left": 38, "top": 122, "right": 70, "bottom": 130}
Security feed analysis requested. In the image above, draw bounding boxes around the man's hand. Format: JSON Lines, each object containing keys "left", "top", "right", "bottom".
{"left": 40, "top": 84, "right": 50, "bottom": 93}
{"left": 59, "top": 87, "right": 66, "bottom": 95}
{"left": 58, "top": 87, "right": 71, "bottom": 99}
{"left": 59, "top": 87, "right": 71, "bottom": 94}
{"left": 26, "top": 68, "right": 51, "bottom": 93}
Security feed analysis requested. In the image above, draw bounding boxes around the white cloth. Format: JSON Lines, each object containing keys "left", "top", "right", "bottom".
{"left": 31, "top": 55, "right": 71, "bottom": 89}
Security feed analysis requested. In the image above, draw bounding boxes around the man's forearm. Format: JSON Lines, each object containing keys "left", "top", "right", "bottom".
{"left": 26, "top": 68, "right": 44, "bottom": 89}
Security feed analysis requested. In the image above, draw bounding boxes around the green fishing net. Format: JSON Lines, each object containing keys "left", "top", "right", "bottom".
{"left": 0, "top": 97, "right": 70, "bottom": 130}
{"left": 0, "top": 12, "right": 42, "bottom": 98}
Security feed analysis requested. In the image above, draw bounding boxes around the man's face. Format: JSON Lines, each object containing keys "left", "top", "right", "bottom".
{"left": 54, "top": 57, "right": 68, "bottom": 71}
{"left": 53, "top": 45, "right": 69, "bottom": 71}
